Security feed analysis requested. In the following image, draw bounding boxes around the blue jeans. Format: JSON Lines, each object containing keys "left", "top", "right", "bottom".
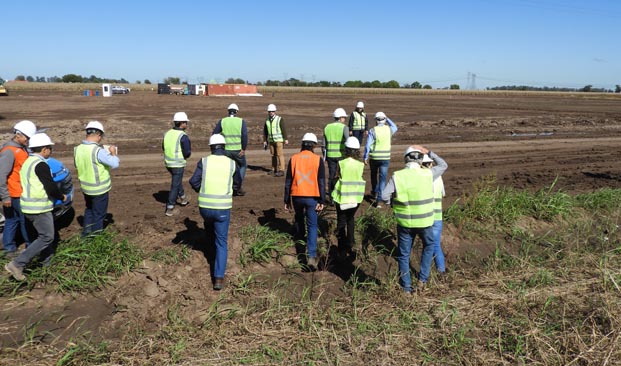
{"left": 369, "top": 159, "right": 389, "bottom": 197}
{"left": 431, "top": 220, "right": 446, "bottom": 272}
{"left": 166, "top": 167, "right": 186, "bottom": 208}
{"left": 2, "top": 197, "right": 30, "bottom": 252}
{"left": 82, "top": 192, "right": 109, "bottom": 236}
{"left": 14, "top": 211, "right": 56, "bottom": 269}
{"left": 200, "top": 208, "right": 230, "bottom": 279}
{"left": 292, "top": 197, "right": 319, "bottom": 258}
{"left": 396, "top": 224, "right": 435, "bottom": 292}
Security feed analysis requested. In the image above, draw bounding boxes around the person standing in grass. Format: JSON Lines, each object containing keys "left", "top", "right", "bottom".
{"left": 422, "top": 154, "right": 448, "bottom": 276}
{"left": 263, "top": 104, "right": 288, "bottom": 177}
{"left": 348, "top": 101, "right": 368, "bottom": 145}
{"left": 382, "top": 145, "right": 447, "bottom": 294}
{"left": 364, "top": 112, "right": 397, "bottom": 208}
{"left": 163, "top": 112, "right": 192, "bottom": 217}
{"left": 74, "top": 121, "right": 119, "bottom": 237}
{"left": 284, "top": 133, "right": 326, "bottom": 271}
{"left": 0, "top": 120, "right": 37, "bottom": 257}
{"left": 323, "top": 108, "right": 349, "bottom": 200}
{"left": 5, "top": 133, "right": 65, "bottom": 281}
{"left": 189, "top": 134, "right": 236, "bottom": 291}
{"left": 331, "top": 137, "right": 365, "bottom": 260}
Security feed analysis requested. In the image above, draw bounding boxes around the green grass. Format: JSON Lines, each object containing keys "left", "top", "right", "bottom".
{"left": 0, "top": 230, "right": 143, "bottom": 295}
{"left": 239, "top": 224, "right": 295, "bottom": 266}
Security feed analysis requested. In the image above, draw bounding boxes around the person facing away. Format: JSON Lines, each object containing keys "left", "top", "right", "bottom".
{"left": 284, "top": 133, "right": 326, "bottom": 271}
{"left": 189, "top": 134, "right": 236, "bottom": 291}
{"left": 74, "top": 121, "right": 120, "bottom": 237}
{"left": 5, "top": 133, "right": 66, "bottom": 281}
{"left": 163, "top": 111, "right": 191, "bottom": 217}
{"left": 363, "top": 111, "right": 397, "bottom": 207}
{"left": 382, "top": 145, "right": 447, "bottom": 294}
{"left": 331, "top": 136, "right": 365, "bottom": 260}
{"left": 0, "top": 120, "right": 37, "bottom": 256}
{"left": 323, "top": 108, "right": 350, "bottom": 199}
{"left": 213, "top": 103, "right": 248, "bottom": 196}
{"left": 348, "top": 101, "right": 369, "bottom": 145}
{"left": 263, "top": 103, "right": 289, "bottom": 177}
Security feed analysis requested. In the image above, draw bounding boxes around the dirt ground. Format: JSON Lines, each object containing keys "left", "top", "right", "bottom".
{"left": 1, "top": 90, "right": 621, "bottom": 353}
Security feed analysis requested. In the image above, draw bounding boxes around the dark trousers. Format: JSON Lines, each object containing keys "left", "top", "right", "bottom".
{"left": 351, "top": 130, "right": 365, "bottom": 145}
{"left": 166, "top": 167, "right": 185, "bottom": 208}
{"left": 326, "top": 157, "right": 341, "bottom": 194}
{"left": 82, "top": 192, "right": 109, "bottom": 236}
{"left": 335, "top": 204, "right": 358, "bottom": 251}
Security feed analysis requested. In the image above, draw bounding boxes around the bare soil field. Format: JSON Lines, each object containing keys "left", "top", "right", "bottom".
{"left": 1, "top": 90, "right": 621, "bottom": 363}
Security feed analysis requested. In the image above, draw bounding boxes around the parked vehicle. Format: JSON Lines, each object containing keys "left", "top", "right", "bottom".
{"left": 0, "top": 84, "right": 8, "bottom": 96}
{"left": 112, "top": 86, "right": 130, "bottom": 94}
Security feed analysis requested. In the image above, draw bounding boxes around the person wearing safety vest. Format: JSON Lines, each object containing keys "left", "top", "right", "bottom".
{"left": 348, "top": 101, "right": 369, "bottom": 146}
{"left": 263, "top": 104, "right": 289, "bottom": 177}
{"left": 74, "top": 121, "right": 120, "bottom": 237}
{"left": 163, "top": 112, "right": 192, "bottom": 217}
{"left": 213, "top": 103, "right": 248, "bottom": 196}
{"left": 5, "top": 133, "right": 66, "bottom": 282}
{"left": 331, "top": 136, "right": 365, "bottom": 260}
{"left": 189, "top": 134, "right": 237, "bottom": 291}
{"left": 382, "top": 145, "right": 447, "bottom": 294}
{"left": 363, "top": 111, "right": 398, "bottom": 208}
{"left": 284, "top": 133, "right": 326, "bottom": 271}
{"left": 323, "top": 108, "right": 350, "bottom": 199}
{"left": 422, "top": 153, "right": 448, "bottom": 277}
{"left": 0, "top": 120, "right": 37, "bottom": 256}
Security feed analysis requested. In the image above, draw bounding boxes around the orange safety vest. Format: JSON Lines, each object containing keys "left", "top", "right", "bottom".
{"left": 290, "top": 150, "right": 320, "bottom": 197}
{"left": 1, "top": 145, "right": 28, "bottom": 197}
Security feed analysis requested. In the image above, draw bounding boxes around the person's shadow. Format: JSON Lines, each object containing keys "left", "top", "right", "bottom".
{"left": 172, "top": 218, "right": 217, "bottom": 280}
{"left": 152, "top": 191, "right": 168, "bottom": 204}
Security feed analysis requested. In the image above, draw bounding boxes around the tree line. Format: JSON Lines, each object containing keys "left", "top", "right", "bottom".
{"left": 489, "top": 84, "right": 621, "bottom": 93}
{"left": 5, "top": 74, "right": 152, "bottom": 85}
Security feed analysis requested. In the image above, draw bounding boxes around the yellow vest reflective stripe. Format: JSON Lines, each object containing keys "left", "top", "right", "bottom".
{"left": 265, "top": 115, "right": 283, "bottom": 142}
{"left": 74, "top": 143, "right": 112, "bottom": 195}
{"left": 392, "top": 168, "right": 434, "bottom": 228}
{"left": 352, "top": 111, "right": 366, "bottom": 130}
{"left": 369, "top": 125, "right": 391, "bottom": 160}
{"left": 332, "top": 158, "right": 365, "bottom": 204}
{"left": 221, "top": 117, "right": 243, "bottom": 151}
{"left": 163, "top": 129, "right": 187, "bottom": 168}
{"left": 198, "top": 155, "right": 235, "bottom": 209}
{"left": 324, "top": 122, "right": 345, "bottom": 158}
{"left": 20, "top": 156, "right": 53, "bottom": 214}
{"left": 434, "top": 176, "right": 444, "bottom": 220}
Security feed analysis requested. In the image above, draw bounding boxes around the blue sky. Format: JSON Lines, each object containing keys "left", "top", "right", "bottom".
{"left": 3, "top": 0, "right": 620, "bottom": 89}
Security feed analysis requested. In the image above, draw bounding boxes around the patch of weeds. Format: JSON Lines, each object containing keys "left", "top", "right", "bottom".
{"left": 526, "top": 269, "right": 555, "bottom": 288}
{"left": 239, "top": 224, "right": 294, "bottom": 266}
{"left": 356, "top": 208, "right": 396, "bottom": 255}
{"left": 576, "top": 188, "right": 621, "bottom": 211}
{"left": 0, "top": 230, "right": 143, "bottom": 295}
{"left": 151, "top": 245, "right": 190, "bottom": 264}
{"left": 57, "top": 341, "right": 110, "bottom": 366}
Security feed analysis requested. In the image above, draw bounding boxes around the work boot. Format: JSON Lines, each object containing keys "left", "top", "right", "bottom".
{"left": 178, "top": 195, "right": 189, "bottom": 206}
{"left": 5, "top": 261, "right": 26, "bottom": 281}
{"left": 307, "top": 257, "right": 318, "bottom": 271}
{"left": 274, "top": 171, "right": 284, "bottom": 177}
{"left": 165, "top": 207, "right": 174, "bottom": 217}
{"left": 213, "top": 278, "right": 224, "bottom": 291}
{"left": 415, "top": 280, "right": 427, "bottom": 294}
{"left": 234, "top": 189, "right": 246, "bottom": 196}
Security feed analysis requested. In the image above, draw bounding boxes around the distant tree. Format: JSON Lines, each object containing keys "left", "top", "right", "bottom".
{"left": 450, "top": 84, "right": 460, "bottom": 90}
{"left": 383, "top": 80, "right": 400, "bottom": 88}
{"left": 423, "top": 84, "right": 432, "bottom": 89}
{"left": 47, "top": 76, "right": 60, "bottom": 83}
{"left": 26, "top": 76, "right": 34, "bottom": 82}
{"left": 135, "top": 80, "right": 141, "bottom": 84}
{"left": 344, "top": 80, "right": 362, "bottom": 88}
{"left": 35, "top": 76, "right": 46, "bottom": 82}
{"left": 62, "top": 74, "right": 83, "bottom": 83}
{"left": 411, "top": 81, "right": 422, "bottom": 89}
{"left": 164, "top": 77, "right": 181, "bottom": 84}
{"left": 581, "top": 84, "right": 592, "bottom": 92}
{"left": 144, "top": 79, "right": 151, "bottom": 84}
{"left": 615, "top": 85, "right": 621, "bottom": 93}
{"left": 370, "top": 80, "right": 382, "bottom": 88}
{"left": 15, "top": 75, "right": 26, "bottom": 81}
{"left": 0, "top": 76, "right": 4, "bottom": 84}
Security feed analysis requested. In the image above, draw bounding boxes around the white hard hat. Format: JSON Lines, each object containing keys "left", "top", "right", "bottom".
{"left": 227, "top": 103, "right": 239, "bottom": 111}
{"left": 85, "top": 121, "right": 105, "bottom": 133}
{"left": 173, "top": 111, "right": 189, "bottom": 122}
{"left": 14, "top": 120, "right": 37, "bottom": 138}
{"left": 345, "top": 136, "right": 360, "bottom": 149}
{"left": 375, "top": 112, "right": 386, "bottom": 121}
{"left": 29, "top": 133, "right": 54, "bottom": 148}
{"left": 333, "top": 108, "right": 347, "bottom": 118}
{"left": 302, "top": 133, "right": 318, "bottom": 143}
{"left": 404, "top": 146, "right": 423, "bottom": 157}
{"left": 209, "top": 134, "right": 226, "bottom": 145}
{"left": 356, "top": 101, "right": 364, "bottom": 109}
{"left": 422, "top": 154, "right": 433, "bottom": 163}
{"left": 267, "top": 104, "right": 277, "bottom": 112}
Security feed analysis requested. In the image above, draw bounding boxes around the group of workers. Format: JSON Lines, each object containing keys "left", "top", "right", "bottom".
{"left": 1, "top": 120, "right": 119, "bottom": 281}
{"left": 2, "top": 100, "right": 448, "bottom": 295}
{"left": 162, "top": 101, "right": 448, "bottom": 294}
